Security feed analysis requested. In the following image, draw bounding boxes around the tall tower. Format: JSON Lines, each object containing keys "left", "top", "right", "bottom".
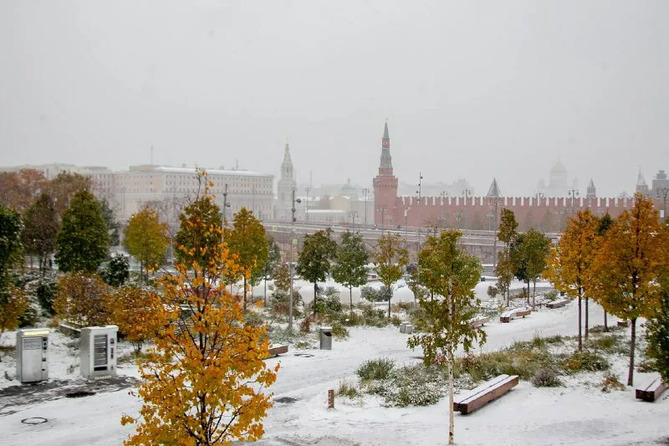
{"left": 586, "top": 178, "right": 597, "bottom": 200}
{"left": 636, "top": 169, "right": 649, "bottom": 196}
{"left": 372, "top": 122, "right": 398, "bottom": 228}
{"left": 276, "top": 142, "right": 296, "bottom": 220}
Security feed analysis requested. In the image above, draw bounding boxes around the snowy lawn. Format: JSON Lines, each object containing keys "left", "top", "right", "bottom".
{"left": 1, "top": 291, "right": 668, "bottom": 445}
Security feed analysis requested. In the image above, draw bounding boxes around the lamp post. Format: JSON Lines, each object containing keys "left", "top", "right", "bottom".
{"left": 462, "top": 189, "right": 472, "bottom": 231}
{"left": 222, "top": 183, "right": 231, "bottom": 226}
{"left": 378, "top": 205, "right": 387, "bottom": 234}
{"left": 657, "top": 187, "right": 669, "bottom": 222}
{"left": 349, "top": 210, "right": 358, "bottom": 231}
{"left": 417, "top": 172, "right": 423, "bottom": 246}
{"left": 289, "top": 189, "right": 302, "bottom": 332}
{"left": 305, "top": 187, "right": 310, "bottom": 222}
{"left": 362, "top": 188, "right": 369, "bottom": 227}
{"left": 568, "top": 189, "right": 579, "bottom": 215}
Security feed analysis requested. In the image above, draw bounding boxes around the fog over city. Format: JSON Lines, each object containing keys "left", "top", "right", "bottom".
{"left": 2, "top": 1, "right": 667, "bottom": 197}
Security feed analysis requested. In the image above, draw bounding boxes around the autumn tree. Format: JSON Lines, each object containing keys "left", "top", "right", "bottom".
{"left": 123, "top": 208, "right": 169, "bottom": 284}
{"left": 596, "top": 212, "right": 614, "bottom": 330}
{"left": 592, "top": 194, "right": 665, "bottom": 386}
{"left": 296, "top": 228, "right": 337, "bottom": 316}
{"left": 225, "top": 208, "right": 268, "bottom": 310}
{"left": 544, "top": 210, "right": 599, "bottom": 351}
{"left": 408, "top": 230, "right": 485, "bottom": 446}
{"left": 0, "top": 169, "right": 46, "bottom": 213}
{"left": 55, "top": 190, "right": 109, "bottom": 273}
{"left": 54, "top": 273, "right": 111, "bottom": 327}
{"left": 123, "top": 171, "right": 277, "bottom": 445}
{"left": 22, "top": 192, "right": 59, "bottom": 274}
{"left": 496, "top": 208, "right": 518, "bottom": 304}
{"left": 332, "top": 231, "right": 369, "bottom": 314}
{"left": 106, "top": 286, "right": 164, "bottom": 353}
{"left": 372, "top": 233, "right": 409, "bottom": 318}
{"left": 645, "top": 281, "right": 669, "bottom": 384}
{"left": 44, "top": 171, "right": 92, "bottom": 218}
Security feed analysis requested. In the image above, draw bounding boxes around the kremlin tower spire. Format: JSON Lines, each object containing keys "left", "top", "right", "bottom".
{"left": 373, "top": 121, "right": 398, "bottom": 227}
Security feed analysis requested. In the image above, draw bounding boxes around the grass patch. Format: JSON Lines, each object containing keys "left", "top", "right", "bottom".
{"left": 337, "top": 380, "right": 359, "bottom": 398}
{"left": 562, "top": 350, "right": 610, "bottom": 373}
{"left": 458, "top": 347, "right": 559, "bottom": 382}
{"left": 356, "top": 357, "right": 395, "bottom": 382}
{"left": 585, "top": 335, "right": 628, "bottom": 355}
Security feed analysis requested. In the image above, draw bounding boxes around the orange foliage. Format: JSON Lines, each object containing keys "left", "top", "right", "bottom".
{"left": 53, "top": 273, "right": 111, "bottom": 327}
{"left": 122, "top": 170, "right": 278, "bottom": 445}
{"left": 106, "top": 287, "right": 165, "bottom": 353}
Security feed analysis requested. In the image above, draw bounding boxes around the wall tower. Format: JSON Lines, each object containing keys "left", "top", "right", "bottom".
{"left": 372, "top": 122, "right": 398, "bottom": 228}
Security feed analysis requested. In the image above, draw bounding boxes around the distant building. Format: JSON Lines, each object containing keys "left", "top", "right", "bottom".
{"left": 275, "top": 143, "right": 297, "bottom": 220}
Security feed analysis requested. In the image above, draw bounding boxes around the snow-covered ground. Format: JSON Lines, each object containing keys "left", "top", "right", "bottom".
{"left": 1, "top": 281, "right": 668, "bottom": 446}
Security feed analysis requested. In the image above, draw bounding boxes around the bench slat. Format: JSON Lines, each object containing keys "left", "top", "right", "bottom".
{"left": 459, "top": 376, "right": 517, "bottom": 405}
{"left": 454, "top": 375, "right": 509, "bottom": 405}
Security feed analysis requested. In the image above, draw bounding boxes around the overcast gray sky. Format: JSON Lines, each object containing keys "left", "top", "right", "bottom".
{"left": 2, "top": 1, "right": 667, "bottom": 197}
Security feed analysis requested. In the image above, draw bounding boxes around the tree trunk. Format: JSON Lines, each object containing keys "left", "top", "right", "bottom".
{"left": 532, "top": 280, "right": 536, "bottom": 308}
{"left": 627, "top": 318, "right": 637, "bottom": 386}
{"left": 264, "top": 278, "right": 267, "bottom": 306}
{"left": 349, "top": 285, "right": 353, "bottom": 316}
{"left": 604, "top": 311, "right": 608, "bottom": 332}
{"left": 584, "top": 297, "right": 589, "bottom": 339}
{"left": 577, "top": 295, "right": 582, "bottom": 351}
{"left": 526, "top": 280, "right": 531, "bottom": 305}
{"left": 243, "top": 276, "right": 248, "bottom": 311}
{"left": 313, "top": 282, "right": 318, "bottom": 316}
{"left": 448, "top": 352, "right": 455, "bottom": 446}
{"left": 387, "top": 292, "right": 392, "bottom": 319}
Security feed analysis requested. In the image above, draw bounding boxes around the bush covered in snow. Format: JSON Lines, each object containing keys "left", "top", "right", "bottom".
{"left": 531, "top": 368, "right": 563, "bottom": 387}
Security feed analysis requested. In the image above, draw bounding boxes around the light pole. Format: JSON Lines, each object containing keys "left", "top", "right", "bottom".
{"left": 289, "top": 189, "right": 302, "bottom": 332}
{"left": 349, "top": 210, "right": 358, "bottom": 231}
{"left": 305, "top": 187, "right": 310, "bottom": 222}
{"left": 462, "top": 189, "right": 472, "bottom": 231}
{"left": 222, "top": 183, "right": 232, "bottom": 226}
{"left": 657, "top": 187, "right": 669, "bottom": 222}
{"left": 378, "top": 205, "right": 387, "bottom": 234}
{"left": 404, "top": 207, "right": 410, "bottom": 241}
{"left": 417, "top": 172, "right": 423, "bottom": 246}
{"left": 362, "top": 188, "right": 369, "bottom": 227}
{"left": 568, "top": 189, "right": 579, "bottom": 215}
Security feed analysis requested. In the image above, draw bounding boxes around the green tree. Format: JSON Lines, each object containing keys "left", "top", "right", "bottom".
{"left": 592, "top": 194, "right": 665, "bottom": 386}
{"left": 408, "top": 230, "right": 485, "bottom": 446}
{"left": 22, "top": 192, "right": 59, "bottom": 274}
{"left": 44, "top": 171, "right": 92, "bottom": 218}
{"left": 496, "top": 208, "right": 519, "bottom": 304}
{"left": 511, "top": 228, "right": 551, "bottom": 307}
{"left": 0, "top": 205, "right": 28, "bottom": 353}
{"left": 332, "top": 231, "right": 369, "bottom": 314}
{"left": 102, "top": 254, "right": 130, "bottom": 287}
{"left": 596, "top": 212, "right": 614, "bottom": 330}
{"left": 122, "top": 171, "right": 277, "bottom": 445}
{"left": 123, "top": 208, "right": 169, "bottom": 284}
{"left": 225, "top": 208, "right": 269, "bottom": 310}
{"left": 296, "top": 228, "right": 337, "bottom": 316}
{"left": 262, "top": 236, "right": 281, "bottom": 305}
{"left": 100, "top": 198, "right": 120, "bottom": 247}
{"left": 544, "top": 210, "right": 599, "bottom": 351}
{"left": 645, "top": 285, "right": 669, "bottom": 384}
{"left": 372, "top": 233, "right": 409, "bottom": 318}
{"left": 55, "top": 190, "right": 109, "bottom": 273}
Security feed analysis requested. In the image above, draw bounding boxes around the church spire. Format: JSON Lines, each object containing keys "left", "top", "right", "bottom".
{"left": 378, "top": 121, "right": 393, "bottom": 175}
{"left": 281, "top": 142, "right": 294, "bottom": 180}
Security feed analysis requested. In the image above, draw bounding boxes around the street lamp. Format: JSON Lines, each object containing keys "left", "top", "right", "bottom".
{"left": 289, "top": 189, "right": 302, "bottom": 332}
{"left": 462, "top": 189, "right": 472, "bottom": 231}
{"left": 378, "top": 205, "right": 387, "bottom": 234}
{"left": 305, "top": 187, "right": 310, "bottom": 222}
{"left": 657, "top": 187, "right": 669, "bottom": 222}
{"left": 362, "top": 188, "right": 370, "bottom": 227}
{"left": 222, "top": 183, "right": 231, "bottom": 226}
{"left": 568, "top": 189, "right": 579, "bottom": 215}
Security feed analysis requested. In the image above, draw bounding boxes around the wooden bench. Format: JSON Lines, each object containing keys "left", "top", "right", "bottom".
{"left": 617, "top": 320, "right": 629, "bottom": 327}
{"left": 267, "top": 344, "right": 288, "bottom": 358}
{"left": 545, "top": 299, "right": 569, "bottom": 309}
{"left": 500, "top": 307, "right": 532, "bottom": 323}
{"left": 469, "top": 316, "right": 490, "bottom": 329}
{"left": 635, "top": 377, "right": 667, "bottom": 402}
{"left": 454, "top": 374, "right": 519, "bottom": 414}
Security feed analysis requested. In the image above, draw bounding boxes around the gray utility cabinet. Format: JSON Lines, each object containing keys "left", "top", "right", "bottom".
{"left": 319, "top": 327, "right": 332, "bottom": 350}
{"left": 16, "top": 329, "right": 50, "bottom": 384}
{"left": 81, "top": 325, "right": 118, "bottom": 379}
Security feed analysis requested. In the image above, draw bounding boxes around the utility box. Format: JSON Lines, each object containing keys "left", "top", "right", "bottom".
{"left": 81, "top": 325, "right": 118, "bottom": 379}
{"left": 16, "top": 329, "right": 50, "bottom": 384}
{"left": 319, "top": 327, "right": 332, "bottom": 350}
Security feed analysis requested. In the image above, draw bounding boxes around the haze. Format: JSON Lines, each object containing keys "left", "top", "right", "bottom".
{"left": 2, "top": 1, "right": 668, "bottom": 197}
